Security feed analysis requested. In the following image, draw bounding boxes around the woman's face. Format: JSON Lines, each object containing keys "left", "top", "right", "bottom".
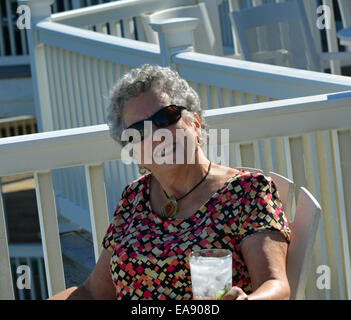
{"left": 122, "top": 89, "right": 201, "bottom": 170}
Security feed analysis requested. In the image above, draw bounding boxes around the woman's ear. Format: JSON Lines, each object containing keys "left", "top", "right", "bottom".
{"left": 194, "top": 113, "right": 201, "bottom": 128}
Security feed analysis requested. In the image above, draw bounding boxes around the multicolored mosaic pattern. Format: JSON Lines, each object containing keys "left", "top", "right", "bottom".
{"left": 102, "top": 171, "right": 291, "bottom": 299}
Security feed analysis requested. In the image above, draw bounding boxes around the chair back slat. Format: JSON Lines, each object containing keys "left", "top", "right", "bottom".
{"left": 287, "top": 187, "right": 321, "bottom": 300}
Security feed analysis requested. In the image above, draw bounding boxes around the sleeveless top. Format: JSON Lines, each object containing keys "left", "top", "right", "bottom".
{"left": 102, "top": 171, "right": 291, "bottom": 299}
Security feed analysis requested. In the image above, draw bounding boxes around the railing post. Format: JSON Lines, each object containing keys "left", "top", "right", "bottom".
{"left": 150, "top": 17, "right": 199, "bottom": 68}
{"left": 0, "top": 189, "right": 15, "bottom": 300}
{"left": 34, "top": 170, "right": 66, "bottom": 297}
{"left": 24, "top": 0, "right": 55, "bottom": 132}
{"left": 84, "top": 164, "right": 110, "bottom": 262}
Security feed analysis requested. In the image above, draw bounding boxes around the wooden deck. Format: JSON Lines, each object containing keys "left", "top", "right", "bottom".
{"left": 2, "top": 173, "right": 40, "bottom": 243}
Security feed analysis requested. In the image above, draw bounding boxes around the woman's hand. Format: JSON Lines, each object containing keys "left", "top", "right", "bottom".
{"left": 221, "top": 286, "right": 248, "bottom": 300}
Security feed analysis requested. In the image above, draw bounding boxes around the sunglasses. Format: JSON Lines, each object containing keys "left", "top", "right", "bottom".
{"left": 125, "top": 105, "right": 186, "bottom": 143}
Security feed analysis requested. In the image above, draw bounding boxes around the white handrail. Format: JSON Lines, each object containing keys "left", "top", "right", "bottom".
{"left": 50, "top": 0, "right": 198, "bottom": 26}
{"left": 205, "top": 91, "right": 351, "bottom": 142}
{"left": 36, "top": 21, "right": 161, "bottom": 65}
{"left": 174, "top": 51, "right": 351, "bottom": 98}
{"left": 0, "top": 124, "right": 120, "bottom": 176}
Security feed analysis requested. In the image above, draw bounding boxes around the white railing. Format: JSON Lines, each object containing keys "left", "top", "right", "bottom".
{"left": 0, "top": 91, "right": 351, "bottom": 299}
{"left": 2, "top": 0, "right": 350, "bottom": 66}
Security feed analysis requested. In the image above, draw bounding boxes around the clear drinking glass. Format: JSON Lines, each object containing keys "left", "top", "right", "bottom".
{"left": 189, "top": 249, "right": 232, "bottom": 300}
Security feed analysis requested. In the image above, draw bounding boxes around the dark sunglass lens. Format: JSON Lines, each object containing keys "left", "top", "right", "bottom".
{"left": 154, "top": 105, "right": 181, "bottom": 127}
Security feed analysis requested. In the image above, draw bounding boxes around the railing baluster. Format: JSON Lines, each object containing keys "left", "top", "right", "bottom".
{"left": 74, "top": 53, "right": 85, "bottom": 125}
{"left": 229, "top": 142, "right": 242, "bottom": 168}
{"left": 0, "top": 2, "right": 5, "bottom": 55}
{"left": 34, "top": 171, "right": 66, "bottom": 297}
{"left": 197, "top": 83, "right": 208, "bottom": 109}
{"left": 325, "top": 130, "right": 346, "bottom": 299}
{"left": 86, "top": 57, "right": 98, "bottom": 124}
{"left": 300, "top": 132, "right": 325, "bottom": 300}
{"left": 85, "top": 164, "right": 110, "bottom": 262}
{"left": 240, "top": 143, "right": 255, "bottom": 168}
{"left": 82, "top": 56, "right": 93, "bottom": 124}
{"left": 67, "top": 51, "right": 79, "bottom": 127}
{"left": 209, "top": 85, "right": 218, "bottom": 109}
{"left": 272, "top": 137, "right": 286, "bottom": 176}
{"left": 46, "top": 45, "right": 59, "bottom": 130}
{"left": 220, "top": 88, "right": 230, "bottom": 108}
{"left": 62, "top": 49, "right": 75, "bottom": 127}
{"left": 315, "top": 131, "right": 342, "bottom": 299}
{"left": 19, "top": 29, "right": 28, "bottom": 55}
{"left": 37, "top": 257, "right": 47, "bottom": 299}
{"left": 88, "top": 57, "right": 101, "bottom": 123}
{"left": 108, "top": 20, "right": 122, "bottom": 37}
{"left": 231, "top": 90, "right": 241, "bottom": 106}
{"left": 123, "top": 18, "right": 135, "bottom": 39}
{"left": 52, "top": 0, "right": 58, "bottom": 13}
{"left": 252, "top": 140, "right": 262, "bottom": 170}
{"left": 261, "top": 138, "right": 274, "bottom": 173}
{"left": 0, "top": 190, "right": 15, "bottom": 299}
{"left": 334, "top": 129, "right": 351, "bottom": 299}
{"left": 25, "top": 257, "right": 36, "bottom": 300}
{"left": 63, "top": 0, "right": 70, "bottom": 11}
{"left": 5, "top": 0, "right": 16, "bottom": 55}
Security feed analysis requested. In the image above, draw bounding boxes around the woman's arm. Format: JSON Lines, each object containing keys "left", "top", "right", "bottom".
{"left": 222, "top": 231, "right": 290, "bottom": 300}
{"left": 241, "top": 231, "right": 290, "bottom": 300}
{"left": 48, "top": 249, "right": 116, "bottom": 300}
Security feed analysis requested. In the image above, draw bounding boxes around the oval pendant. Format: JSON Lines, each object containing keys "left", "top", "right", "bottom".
{"left": 161, "top": 196, "right": 178, "bottom": 219}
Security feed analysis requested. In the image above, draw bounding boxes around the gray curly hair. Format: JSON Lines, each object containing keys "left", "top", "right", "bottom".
{"left": 107, "top": 64, "right": 208, "bottom": 146}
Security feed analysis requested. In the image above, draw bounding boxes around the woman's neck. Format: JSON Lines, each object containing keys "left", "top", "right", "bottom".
{"left": 150, "top": 151, "right": 211, "bottom": 200}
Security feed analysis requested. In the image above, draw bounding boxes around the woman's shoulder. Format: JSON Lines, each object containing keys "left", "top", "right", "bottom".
{"left": 121, "top": 173, "right": 151, "bottom": 200}
{"left": 227, "top": 167, "right": 273, "bottom": 189}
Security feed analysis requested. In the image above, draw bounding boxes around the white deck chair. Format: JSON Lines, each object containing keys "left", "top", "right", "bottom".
{"left": 140, "top": 3, "right": 220, "bottom": 56}
{"left": 229, "top": 0, "right": 321, "bottom": 71}
{"left": 338, "top": 0, "right": 351, "bottom": 28}
{"left": 287, "top": 187, "right": 321, "bottom": 300}
{"left": 236, "top": 167, "right": 321, "bottom": 299}
{"left": 230, "top": 0, "right": 351, "bottom": 74}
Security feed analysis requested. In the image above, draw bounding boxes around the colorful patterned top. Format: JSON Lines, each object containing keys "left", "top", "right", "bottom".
{"left": 102, "top": 171, "right": 291, "bottom": 300}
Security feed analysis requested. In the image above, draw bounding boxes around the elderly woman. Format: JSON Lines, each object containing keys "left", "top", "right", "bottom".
{"left": 50, "top": 64, "right": 291, "bottom": 300}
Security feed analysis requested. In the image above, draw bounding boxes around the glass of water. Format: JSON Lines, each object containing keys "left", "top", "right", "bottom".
{"left": 189, "top": 249, "right": 232, "bottom": 300}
